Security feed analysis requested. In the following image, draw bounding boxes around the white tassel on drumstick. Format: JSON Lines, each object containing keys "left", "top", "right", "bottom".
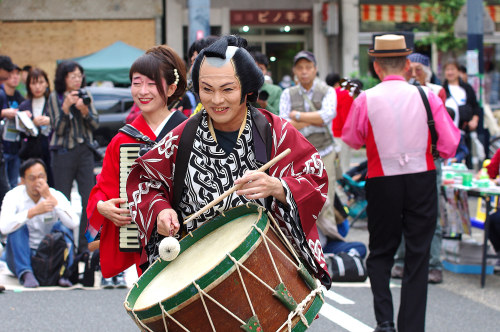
{"left": 159, "top": 236, "right": 181, "bottom": 261}
{"left": 158, "top": 148, "right": 291, "bottom": 261}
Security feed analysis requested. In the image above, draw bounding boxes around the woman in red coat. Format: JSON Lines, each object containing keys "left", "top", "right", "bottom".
{"left": 86, "top": 45, "right": 187, "bottom": 283}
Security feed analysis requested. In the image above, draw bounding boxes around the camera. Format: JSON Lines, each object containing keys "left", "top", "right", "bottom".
{"left": 78, "top": 88, "right": 91, "bottom": 106}
{"left": 258, "top": 90, "right": 269, "bottom": 102}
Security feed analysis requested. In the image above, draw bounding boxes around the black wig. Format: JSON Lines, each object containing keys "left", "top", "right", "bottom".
{"left": 191, "top": 35, "right": 264, "bottom": 104}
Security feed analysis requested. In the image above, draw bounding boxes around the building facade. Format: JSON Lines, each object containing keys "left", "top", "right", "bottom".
{"left": 1, "top": 0, "right": 500, "bottom": 102}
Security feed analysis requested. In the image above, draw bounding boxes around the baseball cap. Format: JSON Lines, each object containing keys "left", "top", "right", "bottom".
{"left": 293, "top": 51, "right": 316, "bottom": 66}
{"left": 407, "top": 53, "right": 430, "bottom": 67}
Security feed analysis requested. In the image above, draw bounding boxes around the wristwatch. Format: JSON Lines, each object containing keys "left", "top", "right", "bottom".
{"left": 294, "top": 112, "right": 301, "bottom": 121}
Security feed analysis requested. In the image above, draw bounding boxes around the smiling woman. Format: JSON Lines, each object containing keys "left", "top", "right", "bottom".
{"left": 86, "top": 45, "right": 188, "bottom": 282}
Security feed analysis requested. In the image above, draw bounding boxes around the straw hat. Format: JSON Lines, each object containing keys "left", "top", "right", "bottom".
{"left": 368, "top": 34, "right": 412, "bottom": 57}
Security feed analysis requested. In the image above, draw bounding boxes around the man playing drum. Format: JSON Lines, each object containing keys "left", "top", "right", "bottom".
{"left": 126, "top": 35, "right": 331, "bottom": 287}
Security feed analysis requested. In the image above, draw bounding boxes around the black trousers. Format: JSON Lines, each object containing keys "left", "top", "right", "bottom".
{"left": 366, "top": 171, "right": 437, "bottom": 332}
{"left": 51, "top": 143, "right": 96, "bottom": 251}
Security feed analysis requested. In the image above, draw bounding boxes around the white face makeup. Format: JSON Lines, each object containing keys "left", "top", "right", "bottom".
{"left": 198, "top": 58, "right": 247, "bottom": 132}
{"left": 130, "top": 73, "right": 168, "bottom": 115}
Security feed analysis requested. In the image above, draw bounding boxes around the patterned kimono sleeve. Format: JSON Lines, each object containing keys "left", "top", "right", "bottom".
{"left": 267, "top": 116, "right": 330, "bottom": 286}
{"left": 126, "top": 131, "right": 180, "bottom": 248}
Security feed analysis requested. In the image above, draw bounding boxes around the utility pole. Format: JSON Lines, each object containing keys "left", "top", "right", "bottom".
{"left": 188, "top": 0, "right": 211, "bottom": 47}
{"left": 466, "top": 0, "right": 483, "bottom": 104}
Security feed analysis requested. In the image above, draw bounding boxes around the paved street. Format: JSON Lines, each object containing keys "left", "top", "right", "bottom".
{"left": 2, "top": 220, "right": 500, "bottom": 331}
{"left": 1, "top": 267, "right": 500, "bottom": 331}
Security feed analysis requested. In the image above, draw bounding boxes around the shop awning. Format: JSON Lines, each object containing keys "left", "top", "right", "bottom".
{"left": 360, "top": 4, "right": 425, "bottom": 23}
{"left": 362, "top": 4, "right": 500, "bottom": 24}
{"left": 488, "top": 5, "right": 500, "bottom": 23}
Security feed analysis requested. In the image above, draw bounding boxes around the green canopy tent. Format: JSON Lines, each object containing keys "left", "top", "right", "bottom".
{"left": 59, "top": 41, "right": 144, "bottom": 85}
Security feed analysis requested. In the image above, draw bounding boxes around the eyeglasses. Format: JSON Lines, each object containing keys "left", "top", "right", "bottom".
{"left": 68, "top": 74, "right": 84, "bottom": 81}
{"left": 25, "top": 174, "right": 47, "bottom": 182}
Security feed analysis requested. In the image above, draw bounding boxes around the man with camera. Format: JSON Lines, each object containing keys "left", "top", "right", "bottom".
{"left": 47, "top": 61, "right": 99, "bottom": 251}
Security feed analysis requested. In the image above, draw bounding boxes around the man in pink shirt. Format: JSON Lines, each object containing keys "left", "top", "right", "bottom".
{"left": 342, "top": 35, "right": 460, "bottom": 332}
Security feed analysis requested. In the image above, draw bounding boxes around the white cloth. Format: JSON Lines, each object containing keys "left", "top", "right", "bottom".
{"left": 32, "top": 97, "right": 45, "bottom": 118}
{"left": 153, "top": 111, "right": 173, "bottom": 137}
{"left": 0, "top": 185, "right": 79, "bottom": 249}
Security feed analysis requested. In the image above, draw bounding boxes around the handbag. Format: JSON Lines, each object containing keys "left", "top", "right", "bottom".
{"left": 19, "top": 135, "right": 44, "bottom": 160}
{"left": 458, "top": 104, "right": 473, "bottom": 124}
{"left": 416, "top": 85, "right": 440, "bottom": 160}
{"left": 85, "top": 139, "right": 104, "bottom": 162}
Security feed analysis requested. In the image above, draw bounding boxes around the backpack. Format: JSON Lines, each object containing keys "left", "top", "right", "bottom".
{"left": 31, "top": 231, "right": 70, "bottom": 286}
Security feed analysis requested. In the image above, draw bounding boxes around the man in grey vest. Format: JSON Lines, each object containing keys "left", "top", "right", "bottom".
{"left": 279, "top": 50, "right": 341, "bottom": 244}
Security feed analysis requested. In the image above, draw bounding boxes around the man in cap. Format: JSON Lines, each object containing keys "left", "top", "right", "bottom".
{"left": 126, "top": 35, "right": 331, "bottom": 287}
{"left": 279, "top": 50, "right": 343, "bottom": 250}
{"left": 406, "top": 53, "right": 446, "bottom": 103}
{"left": 342, "top": 34, "right": 460, "bottom": 332}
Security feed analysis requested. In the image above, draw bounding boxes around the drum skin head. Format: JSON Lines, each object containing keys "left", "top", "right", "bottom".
{"left": 126, "top": 204, "right": 268, "bottom": 312}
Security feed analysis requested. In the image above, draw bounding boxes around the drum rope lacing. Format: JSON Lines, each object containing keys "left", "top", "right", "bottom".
{"left": 130, "top": 308, "right": 155, "bottom": 332}
{"left": 159, "top": 301, "right": 190, "bottom": 332}
{"left": 266, "top": 211, "right": 302, "bottom": 266}
{"left": 280, "top": 282, "right": 324, "bottom": 332}
{"left": 193, "top": 282, "right": 217, "bottom": 331}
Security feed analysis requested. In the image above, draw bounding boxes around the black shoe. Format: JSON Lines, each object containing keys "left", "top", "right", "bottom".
{"left": 374, "top": 321, "right": 395, "bottom": 332}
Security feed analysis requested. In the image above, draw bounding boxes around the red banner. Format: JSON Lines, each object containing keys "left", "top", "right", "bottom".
{"left": 230, "top": 9, "right": 313, "bottom": 25}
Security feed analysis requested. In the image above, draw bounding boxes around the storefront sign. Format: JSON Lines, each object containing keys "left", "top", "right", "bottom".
{"left": 230, "top": 10, "right": 312, "bottom": 25}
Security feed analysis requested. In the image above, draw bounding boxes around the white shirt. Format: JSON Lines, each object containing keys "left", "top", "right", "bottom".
{"left": 448, "top": 85, "right": 467, "bottom": 106}
{"left": 0, "top": 185, "right": 79, "bottom": 249}
{"left": 446, "top": 84, "right": 467, "bottom": 128}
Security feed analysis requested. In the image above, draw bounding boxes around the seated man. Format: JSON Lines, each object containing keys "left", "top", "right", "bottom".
{"left": 0, "top": 158, "right": 79, "bottom": 288}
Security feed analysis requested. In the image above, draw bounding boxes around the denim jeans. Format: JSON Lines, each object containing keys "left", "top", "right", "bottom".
{"left": 323, "top": 240, "right": 368, "bottom": 259}
{"left": 4, "top": 152, "right": 20, "bottom": 189}
{"left": 5, "top": 221, "right": 75, "bottom": 283}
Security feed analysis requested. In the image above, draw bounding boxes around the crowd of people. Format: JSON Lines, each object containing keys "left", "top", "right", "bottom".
{"left": 0, "top": 32, "right": 497, "bottom": 332}
{"left": 0, "top": 54, "right": 100, "bottom": 290}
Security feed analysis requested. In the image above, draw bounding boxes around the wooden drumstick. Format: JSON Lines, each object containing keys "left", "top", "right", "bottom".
{"left": 183, "top": 148, "right": 291, "bottom": 225}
